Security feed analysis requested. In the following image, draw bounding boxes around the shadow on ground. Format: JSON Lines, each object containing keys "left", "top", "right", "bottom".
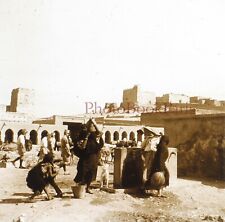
{"left": 180, "top": 176, "right": 225, "bottom": 189}
{"left": 0, "top": 197, "right": 36, "bottom": 204}
{"left": 13, "top": 192, "right": 31, "bottom": 197}
{"left": 0, "top": 191, "right": 74, "bottom": 204}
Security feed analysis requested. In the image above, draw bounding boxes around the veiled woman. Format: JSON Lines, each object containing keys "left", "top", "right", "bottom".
{"left": 73, "top": 118, "right": 104, "bottom": 193}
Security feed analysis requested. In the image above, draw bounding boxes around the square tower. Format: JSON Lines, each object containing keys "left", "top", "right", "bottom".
{"left": 10, "top": 88, "right": 35, "bottom": 114}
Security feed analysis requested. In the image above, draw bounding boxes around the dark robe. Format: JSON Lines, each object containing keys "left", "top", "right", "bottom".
{"left": 26, "top": 161, "right": 62, "bottom": 195}
{"left": 74, "top": 131, "right": 104, "bottom": 185}
{"left": 148, "top": 143, "right": 170, "bottom": 187}
{"left": 26, "top": 162, "right": 49, "bottom": 193}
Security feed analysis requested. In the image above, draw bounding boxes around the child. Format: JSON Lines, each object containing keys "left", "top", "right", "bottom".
{"left": 26, "top": 153, "right": 63, "bottom": 200}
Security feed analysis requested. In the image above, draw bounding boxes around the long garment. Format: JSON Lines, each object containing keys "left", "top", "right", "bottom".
{"left": 38, "top": 136, "right": 49, "bottom": 162}
{"left": 148, "top": 143, "right": 170, "bottom": 187}
{"left": 17, "top": 134, "right": 26, "bottom": 159}
{"left": 74, "top": 132, "right": 104, "bottom": 185}
{"left": 61, "top": 135, "right": 71, "bottom": 164}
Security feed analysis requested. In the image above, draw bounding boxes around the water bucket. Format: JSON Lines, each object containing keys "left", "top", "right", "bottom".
{"left": 71, "top": 185, "right": 86, "bottom": 199}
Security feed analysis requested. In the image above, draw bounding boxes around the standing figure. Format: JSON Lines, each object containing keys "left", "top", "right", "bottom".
{"left": 61, "top": 130, "right": 71, "bottom": 175}
{"left": 74, "top": 118, "right": 104, "bottom": 194}
{"left": 38, "top": 131, "right": 49, "bottom": 162}
{"left": 48, "top": 132, "right": 56, "bottom": 155}
{"left": 141, "top": 133, "right": 156, "bottom": 187}
{"left": 12, "top": 129, "right": 27, "bottom": 169}
{"left": 146, "top": 135, "right": 170, "bottom": 196}
{"left": 67, "top": 134, "right": 74, "bottom": 165}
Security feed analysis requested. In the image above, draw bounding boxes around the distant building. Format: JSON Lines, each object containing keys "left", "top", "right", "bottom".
{"left": 156, "top": 93, "right": 190, "bottom": 105}
{"left": 0, "top": 88, "right": 35, "bottom": 124}
{"left": 190, "top": 96, "right": 208, "bottom": 104}
{"left": 0, "top": 88, "right": 66, "bottom": 144}
{"left": 10, "top": 88, "right": 35, "bottom": 113}
{"left": 220, "top": 101, "right": 225, "bottom": 107}
{"left": 122, "top": 85, "right": 156, "bottom": 110}
{"left": 204, "top": 99, "right": 221, "bottom": 107}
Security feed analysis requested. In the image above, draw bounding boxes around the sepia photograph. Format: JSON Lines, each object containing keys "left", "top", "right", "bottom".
{"left": 0, "top": 0, "right": 225, "bottom": 221}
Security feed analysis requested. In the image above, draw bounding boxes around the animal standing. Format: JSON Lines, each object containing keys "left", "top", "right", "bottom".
{"left": 100, "top": 163, "right": 109, "bottom": 188}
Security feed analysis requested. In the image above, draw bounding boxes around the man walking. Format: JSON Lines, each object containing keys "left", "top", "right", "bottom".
{"left": 12, "top": 129, "right": 27, "bottom": 169}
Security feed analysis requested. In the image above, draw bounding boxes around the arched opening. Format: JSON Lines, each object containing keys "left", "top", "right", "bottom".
{"left": 5, "top": 129, "right": 14, "bottom": 143}
{"left": 105, "top": 131, "right": 111, "bottom": 144}
{"left": 129, "top": 131, "right": 135, "bottom": 141}
{"left": 122, "top": 131, "right": 127, "bottom": 140}
{"left": 54, "top": 131, "right": 60, "bottom": 151}
{"left": 41, "top": 130, "right": 48, "bottom": 139}
{"left": 54, "top": 131, "right": 60, "bottom": 142}
{"left": 30, "top": 130, "right": 38, "bottom": 145}
{"left": 113, "top": 131, "right": 119, "bottom": 141}
{"left": 137, "top": 130, "right": 143, "bottom": 142}
{"left": 18, "top": 129, "right": 23, "bottom": 137}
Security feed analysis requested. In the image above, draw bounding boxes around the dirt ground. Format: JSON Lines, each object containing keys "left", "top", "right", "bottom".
{"left": 0, "top": 160, "right": 225, "bottom": 222}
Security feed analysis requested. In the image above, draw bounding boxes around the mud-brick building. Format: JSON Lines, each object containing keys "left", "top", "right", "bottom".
{"left": 0, "top": 86, "right": 161, "bottom": 146}
{"left": 0, "top": 88, "right": 67, "bottom": 145}
{"left": 121, "top": 85, "right": 156, "bottom": 110}
{"left": 33, "top": 114, "right": 164, "bottom": 145}
{"left": 141, "top": 110, "right": 225, "bottom": 180}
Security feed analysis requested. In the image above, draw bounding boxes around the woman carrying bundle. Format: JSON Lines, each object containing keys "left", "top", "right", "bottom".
{"left": 73, "top": 118, "right": 104, "bottom": 194}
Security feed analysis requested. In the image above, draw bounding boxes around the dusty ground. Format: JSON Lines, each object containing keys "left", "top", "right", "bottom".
{"left": 0, "top": 158, "right": 225, "bottom": 222}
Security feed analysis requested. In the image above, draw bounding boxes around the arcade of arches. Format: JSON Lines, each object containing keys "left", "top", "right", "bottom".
{"left": 1, "top": 128, "right": 61, "bottom": 145}
{"left": 103, "top": 130, "right": 143, "bottom": 144}
{"left": 1, "top": 128, "right": 144, "bottom": 145}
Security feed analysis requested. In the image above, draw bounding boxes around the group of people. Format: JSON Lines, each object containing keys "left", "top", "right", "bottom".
{"left": 26, "top": 129, "right": 74, "bottom": 200}
{"left": 25, "top": 118, "right": 104, "bottom": 200}
{"left": 38, "top": 129, "right": 73, "bottom": 175}
{"left": 12, "top": 119, "right": 171, "bottom": 200}
{"left": 11, "top": 129, "right": 72, "bottom": 174}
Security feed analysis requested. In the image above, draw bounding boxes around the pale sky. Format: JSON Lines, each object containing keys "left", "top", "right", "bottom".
{"left": 0, "top": 0, "right": 225, "bottom": 117}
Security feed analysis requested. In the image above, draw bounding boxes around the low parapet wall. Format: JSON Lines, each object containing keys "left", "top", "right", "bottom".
{"left": 165, "top": 114, "right": 225, "bottom": 180}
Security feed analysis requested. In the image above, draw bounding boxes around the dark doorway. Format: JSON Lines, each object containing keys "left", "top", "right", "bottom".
{"left": 129, "top": 131, "right": 135, "bottom": 141}
{"left": 122, "top": 131, "right": 127, "bottom": 140}
{"left": 63, "top": 122, "right": 83, "bottom": 142}
{"left": 30, "top": 130, "right": 38, "bottom": 145}
{"left": 105, "top": 131, "right": 111, "bottom": 144}
{"left": 5, "top": 129, "right": 14, "bottom": 143}
{"left": 54, "top": 131, "right": 60, "bottom": 142}
{"left": 18, "top": 129, "right": 23, "bottom": 137}
{"left": 41, "top": 130, "right": 48, "bottom": 139}
{"left": 113, "top": 131, "right": 119, "bottom": 141}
